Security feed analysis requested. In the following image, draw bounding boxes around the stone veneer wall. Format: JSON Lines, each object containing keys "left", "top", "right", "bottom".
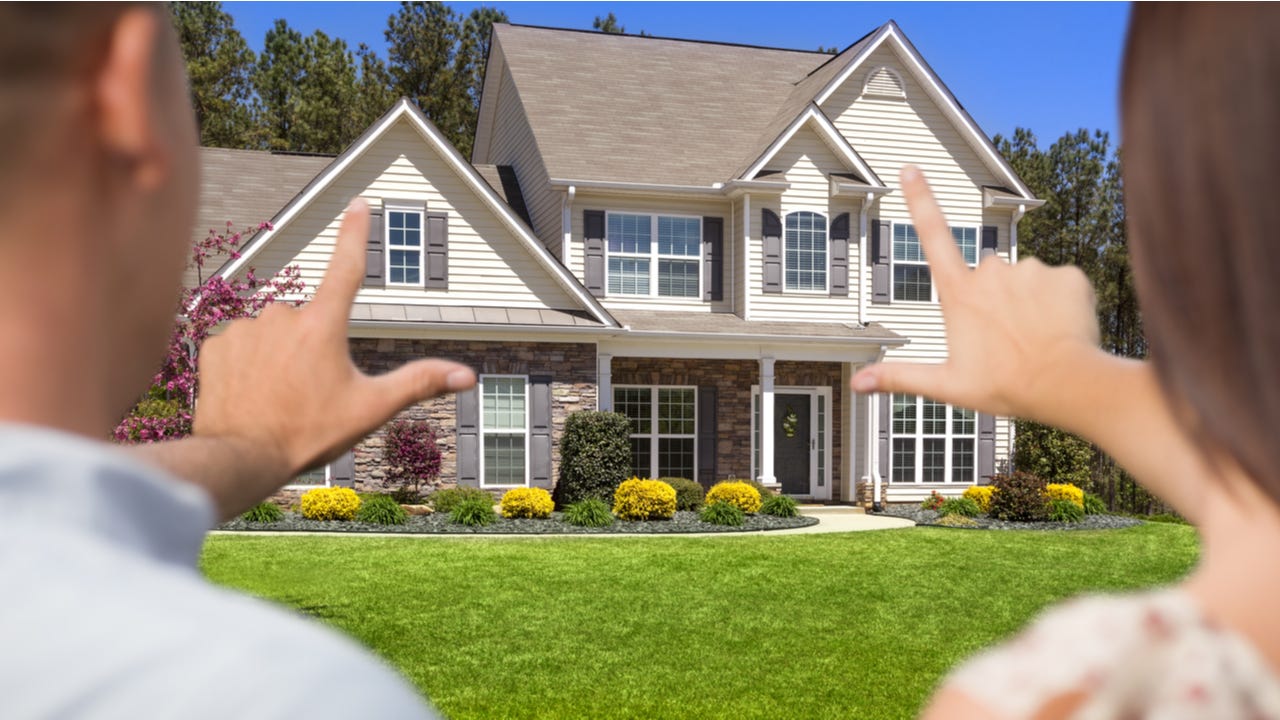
{"left": 347, "top": 338, "right": 597, "bottom": 493}
{"left": 609, "top": 358, "right": 846, "bottom": 502}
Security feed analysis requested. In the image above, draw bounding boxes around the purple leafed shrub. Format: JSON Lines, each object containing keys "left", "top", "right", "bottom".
{"left": 384, "top": 419, "right": 443, "bottom": 498}
{"left": 112, "top": 221, "right": 306, "bottom": 444}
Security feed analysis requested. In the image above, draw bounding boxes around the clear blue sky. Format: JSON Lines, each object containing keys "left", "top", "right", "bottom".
{"left": 226, "top": 1, "right": 1129, "bottom": 147}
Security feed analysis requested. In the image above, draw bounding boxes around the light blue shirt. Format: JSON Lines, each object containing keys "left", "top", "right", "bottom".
{"left": 0, "top": 425, "right": 439, "bottom": 719}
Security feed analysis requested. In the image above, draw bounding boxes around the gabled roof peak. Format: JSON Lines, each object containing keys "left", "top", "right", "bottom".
{"left": 496, "top": 22, "right": 831, "bottom": 58}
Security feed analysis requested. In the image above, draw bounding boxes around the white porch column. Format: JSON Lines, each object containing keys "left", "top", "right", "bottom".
{"left": 597, "top": 353, "right": 613, "bottom": 411}
{"left": 868, "top": 390, "right": 883, "bottom": 510}
{"left": 759, "top": 356, "right": 776, "bottom": 486}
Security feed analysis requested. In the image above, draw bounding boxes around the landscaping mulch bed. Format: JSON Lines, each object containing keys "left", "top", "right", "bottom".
{"left": 875, "top": 506, "right": 1144, "bottom": 531}
{"left": 217, "top": 510, "right": 819, "bottom": 535}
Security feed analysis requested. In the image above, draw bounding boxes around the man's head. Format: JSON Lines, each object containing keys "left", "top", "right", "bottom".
{"left": 0, "top": 3, "right": 198, "bottom": 430}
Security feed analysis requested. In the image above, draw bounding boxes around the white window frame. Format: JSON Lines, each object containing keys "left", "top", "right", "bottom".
{"left": 385, "top": 205, "right": 425, "bottom": 288}
{"left": 888, "top": 393, "right": 978, "bottom": 484}
{"left": 613, "top": 385, "right": 698, "bottom": 481}
{"left": 782, "top": 210, "right": 830, "bottom": 294}
{"left": 285, "top": 463, "right": 331, "bottom": 490}
{"left": 890, "top": 222, "right": 980, "bottom": 303}
{"left": 604, "top": 211, "right": 703, "bottom": 300}
{"left": 479, "top": 374, "right": 530, "bottom": 488}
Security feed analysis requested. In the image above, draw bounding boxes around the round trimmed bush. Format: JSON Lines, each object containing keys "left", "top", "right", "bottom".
{"left": 563, "top": 498, "right": 614, "bottom": 527}
{"left": 759, "top": 494, "right": 800, "bottom": 518}
{"left": 240, "top": 501, "right": 283, "bottom": 523}
{"left": 450, "top": 496, "right": 497, "bottom": 526}
{"left": 429, "top": 487, "right": 493, "bottom": 514}
{"left": 1048, "top": 498, "right": 1085, "bottom": 523}
{"left": 706, "top": 481, "right": 762, "bottom": 514}
{"left": 962, "top": 486, "right": 995, "bottom": 514}
{"left": 938, "top": 496, "right": 981, "bottom": 518}
{"left": 301, "top": 487, "right": 361, "bottom": 520}
{"left": 658, "top": 477, "right": 705, "bottom": 511}
{"left": 355, "top": 494, "right": 408, "bottom": 525}
{"left": 989, "top": 471, "right": 1049, "bottom": 521}
{"left": 1045, "top": 483, "right": 1085, "bottom": 508}
{"left": 613, "top": 478, "right": 677, "bottom": 520}
{"left": 700, "top": 501, "right": 745, "bottom": 526}
{"left": 500, "top": 487, "right": 554, "bottom": 519}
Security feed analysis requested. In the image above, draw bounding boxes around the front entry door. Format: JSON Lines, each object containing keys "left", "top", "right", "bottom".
{"left": 774, "top": 394, "right": 811, "bottom": 495}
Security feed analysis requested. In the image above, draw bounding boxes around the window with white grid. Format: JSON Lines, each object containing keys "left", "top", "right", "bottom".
{"left": 614, "top": 386, "right": 696, "bottom": 480}
{"left": 892, "top": 223, "right": 979, "bottom": 302}
{"left": 889, "top": 393, "right": 978, "bottom": 483}
{"left": 386, "top": 209, "right": 423, "bottom": 286}
{"left": 785, "top": 211, "right": 827, "bottom": 292}
{"left": 480, "top": 375, "right": 527, "bottom": 487}
{"left": 606, "top": 212, "right": 701, "bottom": 298}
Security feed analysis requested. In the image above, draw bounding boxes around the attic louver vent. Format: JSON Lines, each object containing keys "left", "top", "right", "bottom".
{"left": 863, "top": 66, "right": 906, "bottom": 99}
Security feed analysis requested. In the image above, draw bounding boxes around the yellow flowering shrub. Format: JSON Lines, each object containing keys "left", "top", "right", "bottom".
{"left": 500, "top": 487, "right": 554, "bottom": 519}
{"left": 962, "top": 486, "right": 996, "bottom": 513}
{"left": 613, "top": 477, "right": 677, "bottom": 520}
{"left": 1045, "top": 483, "right": 1084, "bottom": 508}
{"left": 705, "top": 481, "right": 762, "bottom": 514}
{"left": 300, "top": 487, "right": 361, "bottom": 520}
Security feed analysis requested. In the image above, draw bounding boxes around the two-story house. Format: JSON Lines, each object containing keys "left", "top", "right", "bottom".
{"left": 204, "top": 20, "right": 1042, "bottom": 506}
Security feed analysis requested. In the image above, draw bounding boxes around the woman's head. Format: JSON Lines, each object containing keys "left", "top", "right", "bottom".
{"left": 1123, "top": 4, "right": 1280, "bottom": 500}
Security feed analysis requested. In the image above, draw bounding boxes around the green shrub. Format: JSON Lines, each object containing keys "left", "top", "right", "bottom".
{"left": 389, "top": 486, "right": 423, "bottom": 504}
{"left": 1143, "top": 512, "right": 1190, "bottom": 525}
{"left": 1045, "top": 483, "right": 1085, "bottom": 508}
{"left": 659, "top": 477, "right": 705, "bottom": 511}
{"left": 1013, "top": 420, "right": 1094, "bottom": 488}
{"left": 563, "top": 498, "right": 614, "bottom": 527}
{"left": 1047, "top": 498, "right": 1085, "bottom": 523}
{"left": 920, "top": 490, "right": 945, "bottom": 511}
{"left": 613, "top": 478, "right": 677, "bottom": 520}
{"left": 700, "top": 501, "right": 745, "bottom": 526}
{"left": 355, "top": 494, "right": 408, "bottom": 525}
{"left": 963, "top": 486, "right": 996, "bottom": 513}
{"left": 430, "top": 487, "right": 493, "bottom": 514}
{"left": 706, "top": 481, "right": 762, "bottom": 514}
{"left": 938, "top": 497, "right": 981, "bottom": 518}
{"left": 759, "top": 494, "right": 800, "bottom": 518}
{"left": 935, "top": 514, "right": 979, "bottom": 528}
{"left": 1083, "top": 492, "right": 1107, "bottom": 515}
{"left": 450, "top": 497, "right": 497, "bottom": 526}
{"left": 989, "top": 471, "right": 1049, "bottom": 521}
{"left": 240, "top": 501, "right": 283, "bottom": 523}
{"left": 500, "top": 487, "right": 554, "bottom": 519}
{"left": 554, "top": 411, "right": 632, "bottom": 506}
{"left": 744, "top": 479, "right": 774, "bottom": 499}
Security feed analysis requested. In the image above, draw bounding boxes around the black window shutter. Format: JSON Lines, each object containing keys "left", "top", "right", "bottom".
{"left": 529, "top": 375, "right": 553, "bottom": 489}
{"left": 829, "top": 212, "right": 850, "bottom": 297}
{"left": 583, "top": 210, "right": 606, "bottom": 297}
{"left": 978, "top": 412, "right": 996, "bottom": 482}
{"left": 762, "top": 208, "right": 782, "bottom": 294}
{"left": 871, "top": 220, "right": 891, "bottom": 305}
{"left": 456, "top": 388, "right": 480, "bottom": 487}
{"left": 331, "top": 450, "right": 355, "bottom": 488}
{"left": 981, "top": 225, "right": 999, "bottom": 260}
{"left": 364, "top": 205, "right": 385, "bottom": 287}
{"left": 878, "top": 393, "right": 891, "bottom": 482}
{"left": 696, "top": 386, "right": 717, "bottom": 488}
{"left": 425, "top": 212, "right": 449, "bottom": 289}
{"left": 702, "top": 217, "right": 724, "bottom": 302}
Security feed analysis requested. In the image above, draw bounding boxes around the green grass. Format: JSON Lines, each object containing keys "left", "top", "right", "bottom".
{"left": 201, "top": 524, "right": 1198, "bottom": 719}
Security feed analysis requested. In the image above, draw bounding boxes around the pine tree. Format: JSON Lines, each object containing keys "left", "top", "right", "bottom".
{"left": 169, "top": 1, "right": 256, "bottom": 148}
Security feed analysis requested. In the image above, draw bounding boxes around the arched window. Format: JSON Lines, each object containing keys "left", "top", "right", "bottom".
{"left": 784, "top": 211, "right": 827, "bottom": 292}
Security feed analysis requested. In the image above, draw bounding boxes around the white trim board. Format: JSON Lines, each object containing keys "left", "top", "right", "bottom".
{"left": 740, "top": 104, "right": 885, "bottom": 187}
{"left": 207, "top": 98, "right": 618, "bottom": 329}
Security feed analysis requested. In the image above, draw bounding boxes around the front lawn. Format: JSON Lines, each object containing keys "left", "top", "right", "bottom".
{"left": 201, "top": 524, "right": 1198, "bottom": 719}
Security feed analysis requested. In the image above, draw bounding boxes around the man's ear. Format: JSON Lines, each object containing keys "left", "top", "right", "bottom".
{"left": 94, "top": 8, "right": 165, "bottom": 189}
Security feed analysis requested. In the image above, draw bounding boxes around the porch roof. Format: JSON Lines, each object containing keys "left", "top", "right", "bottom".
{"left": 611, "top": 310, "right": 904, "bottom": 344}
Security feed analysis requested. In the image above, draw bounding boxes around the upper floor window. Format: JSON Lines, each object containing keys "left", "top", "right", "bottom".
{"left": 387, "top": 208, "right": 423, "bottom": 286}
{"left": 892, "top": 223, "right": 978, "bottom": 302}
{"left": 890, "top": 393, "right": 976, "bottom": 483}
{"left": 606, "top": 212, "right": 701, "bottom": 298}
{"left": 785, "top": 211, "right": 827, "bottom": 292}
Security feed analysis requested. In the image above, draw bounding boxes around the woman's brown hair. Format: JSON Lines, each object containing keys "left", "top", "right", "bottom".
{"left": 1122, "top": 4, "right": 1280, "bottom": 499}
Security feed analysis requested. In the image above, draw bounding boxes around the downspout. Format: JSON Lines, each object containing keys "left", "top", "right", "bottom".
{"left": 868, "top": 345, "right": 888, "bottom": 512}
{"left": 857, "top": 191, "right": 875, "bottom": 326}
{"left": 1007, "top": 203, "right": 1026, "bottom": 467}
{"left": 562, "top": 185, "right": 577, "bottom": 270}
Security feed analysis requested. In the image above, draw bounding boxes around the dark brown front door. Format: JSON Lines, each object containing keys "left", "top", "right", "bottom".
{"left": 775, "top": 394, "right": 811, "bottom": 495}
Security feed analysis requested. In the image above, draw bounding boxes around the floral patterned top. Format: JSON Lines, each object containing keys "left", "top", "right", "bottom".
{"left": 946, "top": 589, "right": 1280, "bottom": 719}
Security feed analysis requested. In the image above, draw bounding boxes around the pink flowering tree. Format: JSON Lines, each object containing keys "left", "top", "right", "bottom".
{"left": 113, "top": 221, "right": 306, "bottom": 444}
{"left": 383, "top": 419, "right": 443, "bottom": 500}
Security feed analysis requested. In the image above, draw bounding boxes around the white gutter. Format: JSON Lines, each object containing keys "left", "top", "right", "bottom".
{"left": 549, "top": 178, "right": 724, "bottom": 196}
{"left": 561, "top": 184, "right": 576, "bottom": 271}
{"left": 867, "top": 345, "right": 889, "bottom": 511}
{"left": 620, "top": 328, "right": 908, "bottom": 347}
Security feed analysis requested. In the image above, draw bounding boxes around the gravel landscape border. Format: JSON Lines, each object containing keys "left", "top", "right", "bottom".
{"left": 218, "top": 510, "right": 819, "bottom": 535}
{"left": 875, "top": 506, "right": 1145, "bottom": 531}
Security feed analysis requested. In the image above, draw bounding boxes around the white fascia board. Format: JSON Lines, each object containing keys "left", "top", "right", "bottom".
{"left": 983, "top": 188, "right": 1047, "bottom": 209}
{"left": 548, "top": 178, "right": 724, "bottom": 197}
{"left": 830, "top": 178, "right": 892, "bottom": 198}
{"left": 599, "top": 335, "right": 900, "bottom": 363}
{"left": 739, "top": 106, "right": 884, "bottom": 188}
{"left": 813, "top": 24, "right": 1038, "bottom": 201}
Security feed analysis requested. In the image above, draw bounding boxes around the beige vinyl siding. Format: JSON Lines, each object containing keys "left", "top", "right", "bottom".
{"left": 747, "top": 125, "right": 863, "bottom": 322}
{"left": 822, "top": 44, "right": 1009, "bottom": 363}
{"left": 569, "top": 192, "right": 735, "bottom": 314}
{"left": 244, "top": 117, "right": 577, "bottom": 310}
{"left": 481, "top": 59, "right": 562, "bottom": 257}
{"left": 735, "top": 198, "right": 748, "bottom": 317}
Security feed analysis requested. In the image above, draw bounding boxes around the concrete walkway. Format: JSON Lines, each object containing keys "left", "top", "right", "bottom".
{"left": 210, "top": 506, "right": 914, "bottom": 540}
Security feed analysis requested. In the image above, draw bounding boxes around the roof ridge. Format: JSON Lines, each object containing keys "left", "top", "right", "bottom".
{"left": 499, "top": 22, "right": 831, "bottom": 57}
{"left": 798, "top": 24, "right": 883, "bottom": 82}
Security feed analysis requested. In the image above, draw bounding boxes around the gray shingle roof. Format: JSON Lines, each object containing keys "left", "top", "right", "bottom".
{"left": 493, "top": 24, "right": 839, "bottom": 187}
{"left": 349, "top": 304, "right": 603, "bottom": 327}
{"left": 611, "top": 310, "right": 903, "bottom": 343}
